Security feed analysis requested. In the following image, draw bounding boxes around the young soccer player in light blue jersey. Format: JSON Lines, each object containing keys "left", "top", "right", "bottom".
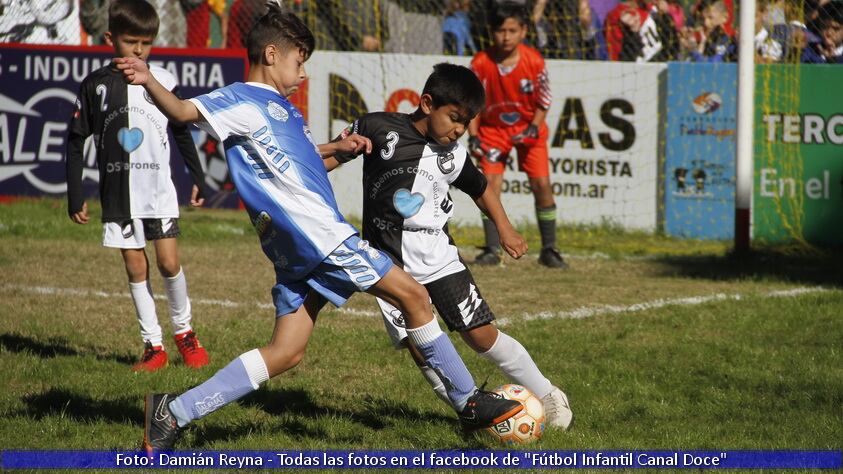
{"left": 116, "top": 4, "right": 523, "bottom": 452}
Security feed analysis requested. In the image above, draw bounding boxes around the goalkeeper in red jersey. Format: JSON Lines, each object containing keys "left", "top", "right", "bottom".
{"left": 468, "top": 2, "right": 566, "bottom": 269}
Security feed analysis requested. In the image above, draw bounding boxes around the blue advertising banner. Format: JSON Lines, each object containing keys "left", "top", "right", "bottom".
{"left": 2, "top": 450, "right": 840, "bottom": 469}
{"left": 0, "top": 43, "right": 247, "bottom": 208}
{"left": 664, "top": 63, "right": 737, "bottom": 240}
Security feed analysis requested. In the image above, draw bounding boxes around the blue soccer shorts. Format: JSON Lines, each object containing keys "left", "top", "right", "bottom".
{"left": 271, "top": 235, "right": 393, "bottom": 316}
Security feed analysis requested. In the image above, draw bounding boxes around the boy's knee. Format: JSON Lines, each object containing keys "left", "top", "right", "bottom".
{"left": 460, "top": 324, "right": 499, "bottom": 353}
{"left": 262, "top": 346, "right": 306, "bottom": 377}
{"left": 404, "top": 280, "right": 429, "bottom": 303}
{"left": 156, "top": 258, "right": 180, "bottom": 277}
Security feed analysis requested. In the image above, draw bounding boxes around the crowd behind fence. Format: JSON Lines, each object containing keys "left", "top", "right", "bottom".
{"left": 1, "top": 0, "right": 840, "bottom": 64}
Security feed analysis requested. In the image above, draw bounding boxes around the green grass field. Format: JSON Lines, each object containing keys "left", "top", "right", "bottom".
{"left": 1, "top": 198, "right": 841, "bottom": 470}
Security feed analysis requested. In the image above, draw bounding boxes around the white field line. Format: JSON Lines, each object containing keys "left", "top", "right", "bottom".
{"left": 495, "top": 286, "right": 831, "bottom": 326}
{"left": 0, "top": 283, "right": 380, "bottom": 317}
{"left": 1, "top": 284, "right": 833, "bottom": 323}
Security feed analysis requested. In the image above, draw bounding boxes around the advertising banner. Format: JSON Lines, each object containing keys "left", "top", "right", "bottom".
{"left": 754, "top": 65, "right": 843, "bottom": 245}
{"left": 304, "top": 53, "right": 664, "bottom": 230}
{"left": 664, "top": 63, "right": 737, "bottom": 240}
{"left": 0, "top": 44, "right": 247, "bottom": 207}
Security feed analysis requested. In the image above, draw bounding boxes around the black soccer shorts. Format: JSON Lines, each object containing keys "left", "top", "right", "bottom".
{"left": 424, "top": 269, "right": 495, "bottom": 332}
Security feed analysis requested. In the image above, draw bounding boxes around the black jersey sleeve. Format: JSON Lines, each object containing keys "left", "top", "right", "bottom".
{"left": 452, "top": 153, "right": 487, "bottom": 199}
{"left": 66, "top": 80, "right": 93, "bottom": 215}
{"left": 169, "top": 87, "right": 209, "bottom": 199}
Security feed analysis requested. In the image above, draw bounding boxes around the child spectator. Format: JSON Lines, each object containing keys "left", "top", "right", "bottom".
{"left": 468, "top": 2, "right": 568, "bottom": 268}
{"left": 66, "top": 0, "right": 210, "bottom": 372}
{"left": 683, "top": 0, "right": 736, "bottom": 62}
{"left": 443, "top": 0, "right": 477, "bottom": 55}
{"left": 579, "top": 0, "right": 610, "bottom": 60}
{"left": 115, "top": 5, "right": 523, "bottom": 452}
{"left": 605, "top": 0, "right": 667, "bottom": 61}
{"left": 803, "top": 2, "right": 843, "bottom": 63}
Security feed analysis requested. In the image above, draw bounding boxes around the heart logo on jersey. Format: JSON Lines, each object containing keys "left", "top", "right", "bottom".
{"left": 117, "top": 127, "right": 144, "bottom": 153}
{"left": 393, "top": 188, "right": 424, "bottom": 218}
{"left": 500, "top": 112, "right": 521, "bottom": 125}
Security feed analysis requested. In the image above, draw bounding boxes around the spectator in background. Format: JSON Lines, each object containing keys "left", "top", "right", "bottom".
{"left": 577, "top": 0, "right": 609, "bottom": 59}
{"left": 664, "top": 0, "right": 685, "bottom": 30}
{"left": 149, "top": 0, "right": 188, "bottom": 47}
{"left": 802, "top": 1, "right": 843, "bottom": 63}
{"left": 80, "top": 0, "right": 109, "bottom": 44}
{"left": 226, "top": 0, "right": 266, "bottom": 48}
{"left": 183, "top": 0, "right": 228, "bottom": 48}
{"left": 689, "top": 0, "right": 732, "bottom": 35}
{"left": 682, "top": 0, "right": 736, "bottom": 62}
{"left": 605, "top": 0, "right": 667, "bottom": 61}
{"left": 755, "top": 0, "right": 784, "bottom": 62}
{"left": 443, "top": 0, "right": 477, "bottom": 55}
{"left": 590, "top": 0, "right": 620, "bottom": 25}
{"left": 651, "top": 0, "right": 681, "bottom": 60}
{"left": 291, "top": 0, "right": 385, "bottom": 51}
{"left": 531, "top": 0, "right": 586, "bottom": 59}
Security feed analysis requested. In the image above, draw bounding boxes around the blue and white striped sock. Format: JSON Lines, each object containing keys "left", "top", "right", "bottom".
{"left": 406, "top": 319, "right": 476, "bottom": 411}
{"left": 168, "top": 349, "right": 269, "bottom": 427}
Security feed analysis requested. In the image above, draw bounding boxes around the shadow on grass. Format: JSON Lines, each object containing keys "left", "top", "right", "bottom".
{"left": 242, "top": 387, "right": 455, "bottom": 429}
{"left": 0, "top": 333, "right": 135, "bottom": 365}
{"left": 19, "top": 388, "right": 141, "bottom": 425}
{"left": 653, "top": 249, "right": 843, "bottom": 288}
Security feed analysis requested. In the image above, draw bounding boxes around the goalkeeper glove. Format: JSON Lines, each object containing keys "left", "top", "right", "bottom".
{"left": 468, "top": 135, "right": 486, "bottom": 159}
{"left": 512, "top": 124, "right": 539, "bottom": 146}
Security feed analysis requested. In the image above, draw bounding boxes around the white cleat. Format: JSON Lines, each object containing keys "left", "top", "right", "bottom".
{"left": 542, "top": 387, "right": 573, "bottom": 430}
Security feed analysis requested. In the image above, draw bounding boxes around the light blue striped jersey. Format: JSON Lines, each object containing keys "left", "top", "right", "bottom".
{"left": 190, "top": 82, "right": 356, "bottom": 281}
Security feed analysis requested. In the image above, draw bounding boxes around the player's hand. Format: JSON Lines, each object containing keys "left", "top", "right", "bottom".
{"left": 334, "top": 133, "right": 372, "bottom": 163}
{"left": 70, "top": 201, "right": 89, "bottom": 224}
{"left": 468, "top": 135, "right": 486, "bottom": 159}
{"left": 499, "top": 227, "right": 528, "bottom": 259}
{"left": 511, "top": 124, "right": 539, "bottom": 146}
{"left": 113, "top": 57, "right": 150, "bottom": 85}
{"left": 190, "top": 185, "right": 205, "bottom": 208}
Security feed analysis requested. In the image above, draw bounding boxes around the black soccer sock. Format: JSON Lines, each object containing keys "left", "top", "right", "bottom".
{"left": 536, "top": 205, "right": 557, "bottom": 249}
{"left": 481, "top": 215, "right": 501, "bottom": 251}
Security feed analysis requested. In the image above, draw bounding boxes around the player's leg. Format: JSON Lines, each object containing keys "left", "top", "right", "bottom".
{"left": 520, "top": 135, "right": 567, "bottom": 269}
{"left": 147, "top": 218, "right": 209, "bottom": 368}
{"left": 105, "top": 219, "right": 167, "bottom": 371}
{"left": 426, "top": 269, "right": 573, "bottom": 428}
{"left": 475, "top": 127, "right": 512, "bottom": 265}
{"left": 370, "top": 268, "right": 521, "bottom": 429}
{"left": 307, "top": 235, "right": 521, "bottom": 428}
{"left": 377, "top": 297, "right": 450, "bottom": 406}
{"left": 144, "top": 288, "right": 323, "bottom": 453}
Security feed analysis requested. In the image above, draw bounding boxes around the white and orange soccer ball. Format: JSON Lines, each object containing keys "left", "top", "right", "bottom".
{"left": 484, "top": 384, "right": 545, "bottom": 445}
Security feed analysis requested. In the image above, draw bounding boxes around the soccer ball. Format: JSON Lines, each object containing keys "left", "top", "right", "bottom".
{"left": 484, "top": 384, "right": 545, "bottom": 445}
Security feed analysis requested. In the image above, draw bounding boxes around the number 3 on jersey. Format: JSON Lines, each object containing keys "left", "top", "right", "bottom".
{"left": 381, "top": 131, "right": 399, "bottom": 160}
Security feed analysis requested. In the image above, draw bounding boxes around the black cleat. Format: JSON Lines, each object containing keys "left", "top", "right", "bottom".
{"left": 538, "top": 247, "right": 568, "bottom": 269}
{"left": 459, "top": 388, "right": 523, "bottom": 431}
{"left": 143, "top": 393, "right": 180, "bottom": 454}
{"left": 473, "top": 247, "right": 501, "bottom": 266}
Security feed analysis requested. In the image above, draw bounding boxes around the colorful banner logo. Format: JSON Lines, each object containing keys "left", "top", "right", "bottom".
{"left": 665, "top": 63, "right": 737, "bottom": 240}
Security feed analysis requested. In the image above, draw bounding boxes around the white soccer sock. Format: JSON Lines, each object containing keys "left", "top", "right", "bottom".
{"left": 129, "top": 280, "right": 162, "bottom": 347}
{"left": 419, "top": 364, "right": 452, "bottom": 407}
{"left": 163, "top": 267, "right": 192, "bottom": 336}
{"left": 480, "top": 331, "right": 553, "bottom": 398}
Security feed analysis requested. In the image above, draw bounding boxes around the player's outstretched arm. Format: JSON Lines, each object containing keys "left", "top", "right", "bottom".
{"left": 319, "top": 133, "right": 372, "bottom": 172}
{"left": 475, "top": 186, "right": 527, "bottom": 259}
{"left": 113, "top": 57, "right": 202, "bottom": 124}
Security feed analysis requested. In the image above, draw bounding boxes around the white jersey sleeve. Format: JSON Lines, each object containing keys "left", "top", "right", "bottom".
{"left": 188, "top": 84, "right": 251, "bottom": 142}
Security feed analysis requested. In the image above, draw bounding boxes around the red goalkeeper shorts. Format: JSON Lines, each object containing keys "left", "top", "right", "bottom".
{"left": 476, "top": 123, "right": 550, "bottom": 178}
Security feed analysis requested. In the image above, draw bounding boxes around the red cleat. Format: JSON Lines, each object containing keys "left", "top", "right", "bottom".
{"left": 174, "top": 331, "right": 209, "bottom": 368}
{"left": 132, "top": 342, "right": 168, "bottom": 372}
